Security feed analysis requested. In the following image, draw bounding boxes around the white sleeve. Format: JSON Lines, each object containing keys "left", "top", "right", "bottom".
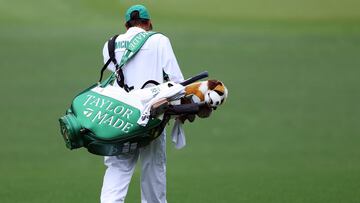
{"left": 159, "top": 36, "right": 184, "bottom": 83}
{"left": 102, "top": 42, "right": 116, "bottom": 72}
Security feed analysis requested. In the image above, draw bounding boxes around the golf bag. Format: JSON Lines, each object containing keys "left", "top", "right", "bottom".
{"left": 59, "top": 31, "right": 208, "bottom": 156}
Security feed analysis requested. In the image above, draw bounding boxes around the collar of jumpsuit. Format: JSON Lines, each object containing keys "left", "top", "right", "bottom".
{"left": 126, "top": 26, "right": 146, "bottom": 35}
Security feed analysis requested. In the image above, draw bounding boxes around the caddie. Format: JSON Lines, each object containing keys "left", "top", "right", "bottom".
{"left": 100, "top": 4, "right": 184, "bottom": 203}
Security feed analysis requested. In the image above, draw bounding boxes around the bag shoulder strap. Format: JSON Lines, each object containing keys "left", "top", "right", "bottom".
{"left": 99, "top": 32, "right": 158, "bottom": 91}
{"left": 98, "top": 35, "right": 119, "bottom": 83}
{"left": 116, "top": 31, "right": 158, "bottom": 92}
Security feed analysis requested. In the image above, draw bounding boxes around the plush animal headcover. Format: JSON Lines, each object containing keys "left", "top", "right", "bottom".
{"left": 185, "top": 80, "right": 228, "bottom": 107}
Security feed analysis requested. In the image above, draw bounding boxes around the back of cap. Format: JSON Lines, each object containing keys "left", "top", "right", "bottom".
{"left": 125, "top": 5, "right": 150, "bottom": 22}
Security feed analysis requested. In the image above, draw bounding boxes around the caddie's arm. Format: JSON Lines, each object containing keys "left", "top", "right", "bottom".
{"left": 158, "top": 36, "right": 201, "bottom": 123}
{"left": 159, "top": 36, "right": 184, "bottom": 83}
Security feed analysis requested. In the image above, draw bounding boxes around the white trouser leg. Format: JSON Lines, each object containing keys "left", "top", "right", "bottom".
{"left": 101, "top": 152, "right": 139, "bottom": 203}
{"left": 140, "top": 132, "right": 167, "bottom": 203}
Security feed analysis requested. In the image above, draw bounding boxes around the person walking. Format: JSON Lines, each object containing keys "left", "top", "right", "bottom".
{"left": 100, "top": 4, "right": 184, "bottom": 203}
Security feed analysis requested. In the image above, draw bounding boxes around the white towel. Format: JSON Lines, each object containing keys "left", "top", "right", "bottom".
{"left": 137, "top": 83, "right": 184, "bottom": 126}
{"left": 171, "top": 119, "right": 186, "bottom": 149}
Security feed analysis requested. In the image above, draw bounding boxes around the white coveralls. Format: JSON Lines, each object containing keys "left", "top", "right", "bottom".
{"left": 100, "top": 27, "right": 184, "bottom": 203}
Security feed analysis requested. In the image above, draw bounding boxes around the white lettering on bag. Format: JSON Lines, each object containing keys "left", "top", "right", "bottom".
{"left": 122, "top": 122, "right": 134, "bottom": 133}
{"left": 114, "top": 106, "right": 125, "bottom": 115}
{"left": 92, "top": 111, "right": 107, "bottom": 123}
{"left": 100, "top": 99, "right": 111, "bottom": 108}
{"left": 83, "top": 94, "right": 137, "bottom": 133}
{"left": 122, "top": 109, "right": 133, "bottom": 119}
{"left": 84, "top": 95, "right": 95, "bottom": 106}
{"left": 113, "top": 118, "right": 125, "bottom": 129}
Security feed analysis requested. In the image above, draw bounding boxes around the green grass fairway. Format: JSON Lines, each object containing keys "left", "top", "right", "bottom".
{"left": 1, "top": 0, "right": 360, "bottom": 202}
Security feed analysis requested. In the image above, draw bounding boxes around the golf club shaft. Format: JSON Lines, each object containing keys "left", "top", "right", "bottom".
{"left": 180, "top": 71, "right": 209, "bottom": 86}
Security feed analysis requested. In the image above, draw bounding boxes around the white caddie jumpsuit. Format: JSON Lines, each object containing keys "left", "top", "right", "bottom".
{"left": 100, "top": 27, "right": 184, "bottom": 203}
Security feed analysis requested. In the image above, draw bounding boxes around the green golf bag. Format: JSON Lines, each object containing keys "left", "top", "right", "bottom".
{"left": 59, "top": 31, "right": 208, "bottom": 156}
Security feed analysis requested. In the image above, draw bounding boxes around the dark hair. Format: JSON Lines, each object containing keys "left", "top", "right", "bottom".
{"left": 125, "top": 11, "right": 150, "bottom": 28}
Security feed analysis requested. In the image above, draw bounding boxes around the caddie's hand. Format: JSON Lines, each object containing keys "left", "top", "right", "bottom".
{"left": 178, "top": 114, "right": 196, "bottom": 123}
{"left": 197, "top": 104, "right": 213, "bottom": 118}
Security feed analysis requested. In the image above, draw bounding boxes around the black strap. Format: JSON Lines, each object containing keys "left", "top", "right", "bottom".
{"left": 98, "top": 59, "right": 111, "bottom": 83}
{"left": 98, "top": 34, "right": 134, "bottom": 92}
{"left": 105, "top": 34, "right": 134, "bottom": 91}
{"left": 99, "top": 35, "right": 119, "bottom": 83}
{"left": 108, "top": 35, "right": 118, "bottom": 65}
{"left": 116, "top": 68, "right": 134, "bottom": 92}
{"left": 140, "top": 80, "right": 161, "bottom": 89}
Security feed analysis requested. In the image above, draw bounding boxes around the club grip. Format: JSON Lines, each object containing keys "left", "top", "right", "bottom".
{"left": 165, "top": 103, "right": 200, "bottom": 115}
{"left": 180, "top": 71, "right": 208, "bottom": 86}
